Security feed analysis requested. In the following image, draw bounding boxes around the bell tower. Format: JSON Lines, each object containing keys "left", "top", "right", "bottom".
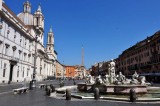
{"left": 33, "top": 4, "right": 44, "bottom": 44}
{"left": 34, "top": 4, "right": 44, "bottom": 29}
{"left": 47, "top": 26, "right": 54, "bottom": 53}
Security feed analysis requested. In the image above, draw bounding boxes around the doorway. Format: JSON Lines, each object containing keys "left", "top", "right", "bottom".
{"left": 9, "top": 64, "right": 14, "bottom": 82}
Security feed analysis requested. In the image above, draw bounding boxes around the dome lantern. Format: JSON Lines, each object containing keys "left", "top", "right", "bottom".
{"left": 23, "top": 0, "right": 31, "bottom": 13}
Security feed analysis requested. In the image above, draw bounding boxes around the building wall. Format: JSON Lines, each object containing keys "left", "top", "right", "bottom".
{"left": 56, "top": 61, "right": 65, "bottom": 78}
{"left": 0, "top": 1, "right": 57, "bottom": 83}
{"left": 74, "top": 65, "right": 86, "bottom": 78}
{"left": 91, "top": 61, "right": 110, "bottom": 76}
{"left": 116, "top": 31, "right": 160, "bottom": 75}
{"left": 0, "top": 12, "right": 33, "bottom": 83}
{"left": 65, "top": 66, "right": 75, "bottom": 78}
{"left": 74, "top": 67, "right": 79, "bottom": 78}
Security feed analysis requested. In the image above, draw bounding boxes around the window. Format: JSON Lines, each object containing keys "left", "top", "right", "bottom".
{"left": 40, "top": 67, "right": 42, "bottom": 75}
{"left": 32, "top": 55, "right": 35, "bottom": 64}
{"left": 7, "top": 25, "right": 10, "bottom": 38}
{"left": 14, "top": 35, "right": 16, "bottom": 42}
{"left": 24, "top": 38, "right": 27, "bottom": 48}
{"left": 4, "top": 44, "right": 10, "bottom": 55}
{"left": 40, "top": 58, "right": 42, "bottom": 65}
{"left": 27, "top": 70, "right": 29, "bottom": 76}
{"left": 3, "top": 63, "right": 6, "bottom": 77}
{"left": 24, "top": 53, "right": 27, "bottom": 61}
{"left": 17, "top": 66, "right": 19, "bottom": 77}
{"left": 44, "top": 64, "right": 46, "bottom": 68}
{"left": 28, "top": 54, "right": 31, "bottom": 62}
{"left": 22, "top": 70, "right": 24, "bottom": 77}
{"left": 17, "top": 70, "right": 19, "bottom": 78}
{"left": 22, "top": 67, "right": 24, "bottom": 77}
{"left": 25, "top": 42, "right": 27, "bottom": 48}
{"left": 19, "top": 50, "right": 22, "bottom": 60}
{"left": 0, "top": 40, "right": 3, "bottom": 54}
{"left": 49, "top": 35, "right": 52, "bottom": 43}
{"left": 12, "top": 46, "right": 17, "bottom": 57}
{"left": 29, "top": 45, "right": 31, "bottom": 51}
{"left": 14, "top": 30, "right": 16, "bottom": 42}
{"left": 20, "top": 35, "right": 22, "bottom": 46}
{"left": 36, "top": 17, "right": 39, "bottom": 26}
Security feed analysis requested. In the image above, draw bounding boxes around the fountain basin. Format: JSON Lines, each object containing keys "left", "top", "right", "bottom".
{"left": 77, "top": 83, "right": 93, "bottom": 91}
{"left": 77, "top": 83, "right": 147, "bottom": 94}
{"left": 113, "top": 85, "right": 147, "bottom": 94}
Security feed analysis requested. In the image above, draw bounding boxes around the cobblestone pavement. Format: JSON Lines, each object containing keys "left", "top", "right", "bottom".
{"left": 0, "top": 79, "right": 81, "bottom": 93}
{"left": 0, "top": 88, "right": 160, "bottom": 106}
{"left": 0, "top": 80, "right": 160, "bottom": 106}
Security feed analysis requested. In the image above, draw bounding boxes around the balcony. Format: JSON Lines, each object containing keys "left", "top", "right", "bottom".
{"left": 9, "top": 56, "right": 19, "bottom": 65}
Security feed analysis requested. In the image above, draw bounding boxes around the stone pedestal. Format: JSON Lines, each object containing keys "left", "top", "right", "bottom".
{"left": 77, "top": 83, "right": 93, "bottom": 91}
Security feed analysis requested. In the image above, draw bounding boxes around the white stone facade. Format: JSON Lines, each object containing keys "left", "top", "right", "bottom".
{"left": 0, "top": 1, "right": 57, "bottom": 83}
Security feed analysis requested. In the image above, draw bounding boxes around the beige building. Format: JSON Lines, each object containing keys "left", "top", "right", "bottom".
{"left": 91, "top": 61, "right": 110, "bottom": 76}
{"left": 74, "top": 65, "right": 86, "bottom": 78}
{"left": 56, "top": 60, "right": 65, "bottom": 79}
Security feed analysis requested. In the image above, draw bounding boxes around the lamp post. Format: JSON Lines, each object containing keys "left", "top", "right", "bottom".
{"left": 30, "top": 27, "right": 39, "bottom": 89}
{"left": 63, "top": 61, "right": 64, "bottom": 80}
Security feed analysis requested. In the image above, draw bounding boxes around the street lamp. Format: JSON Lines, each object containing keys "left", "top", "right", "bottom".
{"left": 63, "top": 61, "right": 65, "bottom": 80}
{"left": 30, "top": 27, "right": 40, "bottom": 89}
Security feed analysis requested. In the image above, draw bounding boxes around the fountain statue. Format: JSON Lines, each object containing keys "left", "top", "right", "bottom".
{"left": 130, "top": 71, "right": 139, "bottom": 84}
{"left": 95, "top": 75, "right": 103, "bottom": 85}
{"left": 115, "top": 72, "right": 126, "bottom": 85}
{"left": 102, "top": 74, "right": 110, "bottom": 84}
{"left": 86, "top": 75, "right": 95, "bottom": 84}
{"left": 130, "top": 71, "right": 146, "bottom": 85}
{"left": 108, "top": 59, "right": 116, "bottom": 84}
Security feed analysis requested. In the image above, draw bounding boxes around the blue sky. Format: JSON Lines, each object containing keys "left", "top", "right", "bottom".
{"left": 4, "top": 0, "right": 160, "bottom": 69}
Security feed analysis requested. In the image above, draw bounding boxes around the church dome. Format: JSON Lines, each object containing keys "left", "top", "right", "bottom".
{"left": 17, "top": 13, "right": 33, "bottom": 25}
{"left": 17, "top": 1, "right": 33, "bottom": 25}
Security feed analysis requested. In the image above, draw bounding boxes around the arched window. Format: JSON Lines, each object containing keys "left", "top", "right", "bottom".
{"left": 36, "top": 17, "right": 39, "bottom": 26}
{"left": 49, "top": 35, "right": 52, "bottom": 43}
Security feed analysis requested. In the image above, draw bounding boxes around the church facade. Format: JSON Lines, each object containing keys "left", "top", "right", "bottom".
{"left": 0, "top": 0, "right": 57, "bottom": 83}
